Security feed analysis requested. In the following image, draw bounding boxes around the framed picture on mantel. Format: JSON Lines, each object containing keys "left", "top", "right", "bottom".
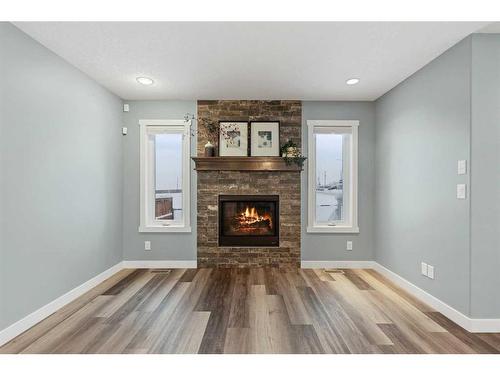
{"left": 219, "top": 121, "right": 249, "bottom": 156}
{"left": 250, "top": 121, "right": 280, "bottom": 156}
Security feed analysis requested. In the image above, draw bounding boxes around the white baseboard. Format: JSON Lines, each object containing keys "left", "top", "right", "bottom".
{"left": 122, "top": 260, "right": 197, "bottom": 269}
{"left": 467, "top": 319, "right": 500, "bottom": 333}
{"left": 372, "top": 263, "right": 500, "bottom": 333}
{"left": 0, "top": 261, "right": 124, "bottom": 347}
{"left": 301, "top": 260, "right": 376, "bottom": 269}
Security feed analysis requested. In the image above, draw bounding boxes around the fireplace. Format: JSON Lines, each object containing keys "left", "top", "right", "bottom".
{"left": 219, "top": 195, "right": 279, "bottom": 247}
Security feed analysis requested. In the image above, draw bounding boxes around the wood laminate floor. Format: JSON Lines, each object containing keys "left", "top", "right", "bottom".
{"left": 2, "top": 267, "right": 500, "bottom": 354}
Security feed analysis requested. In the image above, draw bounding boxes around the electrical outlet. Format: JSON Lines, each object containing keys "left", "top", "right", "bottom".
{"left": 427, "top": 265, "right": 435, "bottom": 279}
{"left": 457, "top": 184, "right": 467, "bottom": 199}
{"left": 346, "top": 241, "right": 353, "bottom": 251}
{"left": 144, "top": 241, "right": 151, "bottom": 251}
{"left": 421, "top": 262, "right": 428, "bottom": 276}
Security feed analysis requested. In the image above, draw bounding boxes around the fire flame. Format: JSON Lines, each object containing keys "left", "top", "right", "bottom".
{"left": 244, "top": 206, "right": 257, "bottom": 219}
{"left": 239, "top": 206, "right": 272, "bottom": 228}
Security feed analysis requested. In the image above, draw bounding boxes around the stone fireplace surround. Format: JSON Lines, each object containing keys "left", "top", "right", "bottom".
{"left": 196, "top": 100, "right": 302, "bottom": 268}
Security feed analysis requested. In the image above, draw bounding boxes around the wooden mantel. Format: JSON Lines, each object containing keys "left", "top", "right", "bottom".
{"left": 192, "top": 157, "right": 304, "bottom": 172}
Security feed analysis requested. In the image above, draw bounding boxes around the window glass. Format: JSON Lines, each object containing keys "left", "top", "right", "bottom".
{"left": 315, "top": 133, "right": 345, "bottom": 223}
{"left": 154, "top": 133, "right": 183, "bottom": 221}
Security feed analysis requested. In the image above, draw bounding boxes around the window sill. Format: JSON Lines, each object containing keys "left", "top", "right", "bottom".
{"left": 139, "top": 225, "right": 192, "bottom": 233}
{"left": 307, "top": 226, "right": 360, "bottom": 234}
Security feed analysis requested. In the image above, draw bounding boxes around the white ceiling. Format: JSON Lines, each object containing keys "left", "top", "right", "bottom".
{"left": 14, "top": 22, "right": 489, "bottom": 101}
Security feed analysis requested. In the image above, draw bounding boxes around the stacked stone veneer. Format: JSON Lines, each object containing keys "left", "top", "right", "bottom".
{"left": 196, "top": 100, "right": 302, "bottom": 267}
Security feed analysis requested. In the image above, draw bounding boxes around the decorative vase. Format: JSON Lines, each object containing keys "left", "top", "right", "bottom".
{"left": 204, "top": 141, "right": 215, "bottom": 157}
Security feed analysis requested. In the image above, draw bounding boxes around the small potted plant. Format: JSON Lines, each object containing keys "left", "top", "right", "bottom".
{"left": 280, "top": 139, "right": 306, "bottom": 167}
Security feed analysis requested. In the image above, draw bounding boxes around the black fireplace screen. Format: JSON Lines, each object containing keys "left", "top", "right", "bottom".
{"left": 219, "top": 195, "right": 279, "bottom": 247}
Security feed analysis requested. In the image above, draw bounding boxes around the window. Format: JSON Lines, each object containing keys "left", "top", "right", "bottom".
{"left": 139, "top": 119, "right": 191, "bottom": 232}
{"left": 307, "top": 120, "right": 359, "bottom": 233}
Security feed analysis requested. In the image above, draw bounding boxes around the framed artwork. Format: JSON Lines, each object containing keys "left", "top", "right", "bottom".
{"left": 219, "top": 121, "right": 249, "bottom": 156}
{"left": 250, "top": 121, "right": 280, "bottom": 156}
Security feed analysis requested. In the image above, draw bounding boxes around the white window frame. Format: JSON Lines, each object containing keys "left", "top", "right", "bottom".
{"left": 139, "top": 119, "right": 191, "bottom": 233}
{"left": 307, "top": 120, "right": 359, "bottom": 233}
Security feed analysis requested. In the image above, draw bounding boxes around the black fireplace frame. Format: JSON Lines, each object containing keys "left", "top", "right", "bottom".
{"left": 218, "top": 194, "right": 279, "bottom": 247}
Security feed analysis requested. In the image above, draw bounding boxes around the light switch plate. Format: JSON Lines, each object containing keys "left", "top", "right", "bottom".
{"left": 457, "top": 160, "right": 467, "bottom": 175}
{"left": 144, "top": 241, "right": 151, "bottom": 251}
{"left": 346, "top": 241, "right": 353, "bottom": 251}
{"left": 457, "top": 184, "right": 467, "bottom": 199}
{"left": 421, "top": 262, "right": 428, "bottom": 276}
{"left": 122, "top": 127, "right": 128, "bottom": 135}
{"left": 427, "top": 265, "right": 435, "bottom": 279}
{"left": 123, "top": 104, "right": 130, "bottom": 112}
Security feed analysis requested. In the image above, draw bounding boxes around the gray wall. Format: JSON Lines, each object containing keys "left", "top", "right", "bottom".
{"left": 301, "top": 102, "right": 376, "bottom": 262}
{"left": 122, "top": 101, "right": 197, "bottom": 261}
{"left": 374, "top": 38, "right": 472, "bottom": 315}
{"left": 0, "top": 23, "right": 123, "bottom": 330}
{"left": 470, "top": 34, "right": 500, "bottom": 318}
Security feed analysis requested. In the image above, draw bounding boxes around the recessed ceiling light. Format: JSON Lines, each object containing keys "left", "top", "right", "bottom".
{"left": 136, "top": 77, "right": 154, "bottom": 85}
{"left": 346, "top": 78, "right": 360, "bottom": 85}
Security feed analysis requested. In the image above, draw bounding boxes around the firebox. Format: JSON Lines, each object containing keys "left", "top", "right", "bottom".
{"left": 218, "top": 195, "right": 279, "bottom": 247}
